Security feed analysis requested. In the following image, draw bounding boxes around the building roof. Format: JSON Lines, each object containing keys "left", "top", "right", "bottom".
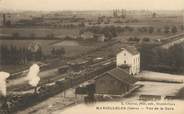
{"left": 120, "top": 46, "right": 139, "bottom": 55}
{"left": 118, "top": 65, "right": 130, "bottom": 71}
{"left": 96, "top": 67, "right": 137, "bottom": 85}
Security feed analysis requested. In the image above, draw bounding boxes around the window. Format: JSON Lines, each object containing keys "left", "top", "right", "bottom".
{"left": 124, "top": 60, "right": 126, "bottom": 64}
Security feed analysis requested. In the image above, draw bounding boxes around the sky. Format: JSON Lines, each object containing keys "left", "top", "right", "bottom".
{"left": 0, "top": 0, "right": 184, "bottom": 11}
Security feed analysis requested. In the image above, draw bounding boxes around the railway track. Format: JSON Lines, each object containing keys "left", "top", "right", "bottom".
{"left": 8, "top": 56, "right": 116, "bottom": 91}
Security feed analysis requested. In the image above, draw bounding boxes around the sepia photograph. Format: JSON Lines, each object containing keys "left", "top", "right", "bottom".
{"left": 0, "top": 0, "right": 184, "bottom": 114}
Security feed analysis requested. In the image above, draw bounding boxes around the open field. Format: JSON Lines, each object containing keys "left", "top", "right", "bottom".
{"left": 0, "top": 27, "right": 79, "bottom": 38}
{"left": 128, "top": 16, "right": 183, "bottom": 26}
{"left": 51, "top": 40, "right": 97, "bottom": 57}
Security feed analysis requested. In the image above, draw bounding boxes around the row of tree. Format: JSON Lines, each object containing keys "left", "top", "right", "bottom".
{"left": 128, "top": 37, "right": 150, "bottom": 42}
{"left": 139, "top": 43, "right": 184, "bottom": 73}
{"left": 0, "top": 45, "right": 43, "bottom": 65}
{"left": 9, "top": 25, "right": 183, "bottom": 40}
{"left": 83, "top": 25, "right": 182, "bottom": 38}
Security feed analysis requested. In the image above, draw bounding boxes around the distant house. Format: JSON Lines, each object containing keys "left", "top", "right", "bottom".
{"left": 28, "top": 41, "right": 41, "bottom": 53}
{"left": 95, "top": 67, "right": 137, "bottom": 95}
{"left": 116, "top": 46, "right": 140, "bottom": 75}
{"left": 94, "top": 34, "right": 107, "bottom": 42}
{"left": 80, "top": 32, "right": 94, "bottom": 40}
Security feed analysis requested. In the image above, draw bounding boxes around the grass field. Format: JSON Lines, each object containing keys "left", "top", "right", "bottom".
{"left": 0, "top": 27, "right": 80, "bottom": 38}
{"left": 51, "top": 40, "right": 113, "bottom": 57}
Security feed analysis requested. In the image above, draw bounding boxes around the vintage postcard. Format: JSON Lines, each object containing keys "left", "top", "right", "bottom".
{"left": 0, "top": 0, "right": 184, "bottom": 114}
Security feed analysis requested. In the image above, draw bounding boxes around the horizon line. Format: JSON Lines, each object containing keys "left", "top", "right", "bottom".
{"left": 0, "top": 8, "right": 184, "bottom": 12}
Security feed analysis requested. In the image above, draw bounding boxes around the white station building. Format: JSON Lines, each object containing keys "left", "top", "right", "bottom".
{"left": 116, "top": 46, "right": 140, "bottom": 75}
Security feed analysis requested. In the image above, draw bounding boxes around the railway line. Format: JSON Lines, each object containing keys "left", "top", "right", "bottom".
{"left": 8, "top": 56, "right": 115, "bottom": 91}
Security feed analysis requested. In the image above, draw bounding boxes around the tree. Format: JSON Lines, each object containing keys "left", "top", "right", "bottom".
{"left": 157, "top": 28, "right": 162, "bottom": 33}
{"left": 171, "top": 26, "right": 177, "bottom": 33}
{"left": 143, "top": 37, "right": 150, "bottom": 42}
{"left": 127, "top": 27, "right": 134, "bottom": 33}
{"left": 128, "top": 37, "right": 140, "bottom": 42}
{"left": 168, "top": 44, "right": 184, "bottom": 68}
{"left": 164, "top": 26, "right": 170, "bottom": 34}
{"left": 121, "top": 9, "right": 126, "bottom": 18}
{"left": 138, "top": 27, "right": 148, "bottom": 33}
{"left": 138, "top": 44, "right": 157, "bottom": 69}
{"left": 35, "top": 47, "right": 43, "bottom": 61}
{"left": 148, "top": 26, "right": 154, "bottom": 33}
{"left": 156, "top": 48, "right": 170, "bottom": 66}
{"left": 152, "top": 12, "right": 157, "bottom": 18}
{"left": 5, "top": 20, "right": 11, "bottom": 26}
{"left": 46, "top": 33, "right": 55, "bottom": 38}
{"left": 79, "top": 22, "right": 85, "bottom": 27}
{"left": 113, "top": 9, "right": 118, "bottom": 17}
